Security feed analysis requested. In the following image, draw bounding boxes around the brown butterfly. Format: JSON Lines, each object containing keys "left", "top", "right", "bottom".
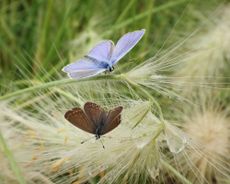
{"left": 65, "top": 102, "right": 123, "bottom": 141}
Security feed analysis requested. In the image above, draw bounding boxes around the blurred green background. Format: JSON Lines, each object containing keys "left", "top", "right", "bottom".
{"left": 0, "top": 0, "right": 227, "bottom": 94}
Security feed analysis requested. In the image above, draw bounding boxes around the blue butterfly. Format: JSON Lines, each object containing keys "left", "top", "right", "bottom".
{"left": 62, "top": 29, "right": 145, "bottom": 79}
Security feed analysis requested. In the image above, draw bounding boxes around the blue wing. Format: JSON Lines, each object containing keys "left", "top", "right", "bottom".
{"left": 62, "top": 58, "right": 105, "bottom": 72}
{"left": 111, "top": 29, "right": 145, "bottom": 65}
{"left": 62, "top": 58, "right": 106, "bottom": 79}
{"left": 87, "top": 40, "right": 114, "bottom": 63}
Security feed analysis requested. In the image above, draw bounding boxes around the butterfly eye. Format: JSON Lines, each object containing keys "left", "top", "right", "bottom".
{"left": 109, "top": 66, "right": 114, "bottom": 72}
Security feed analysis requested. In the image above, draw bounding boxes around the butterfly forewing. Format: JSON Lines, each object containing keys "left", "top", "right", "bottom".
{"left": 84, "top": 102, "right": 104, "bottom": 126}
{"left": 87, "top": 40, "right": 114, "bottom": 62}
{"left": 111, "top": 29, "right": 145, "bottom": 64}
{"left": 65, "top": 107, "right": 95, "bottom": 134}
{"left": 101, "top": 106, "right": 123, "bottom": 135}
{"left": 106, "top": 106, "right": 123, "bottom": 124}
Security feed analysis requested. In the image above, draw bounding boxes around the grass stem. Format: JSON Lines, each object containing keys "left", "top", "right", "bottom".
{"left": 0, "top": 131, "right": 26, "bottom": 184}
{"left": 161, "top": 159, "right": 192, "bottom": 184}
{"left": 0, "top": 75, "right": 123, "bottom": 101}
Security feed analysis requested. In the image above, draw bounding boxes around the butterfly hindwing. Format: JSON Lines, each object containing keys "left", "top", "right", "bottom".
{"left": 65, "top": 107, "right": 95, "bottom": 134}
{"left": 62, "top": 58, "right": 106, "bottom": 79}
{"left": 62, "top": 58, "right": 101, "bottom": 72}
{"left": 67, "top": 68, "right": 106, "bottom": 79}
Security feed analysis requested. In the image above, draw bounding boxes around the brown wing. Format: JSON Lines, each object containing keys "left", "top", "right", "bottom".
{"left": 64, "top": 107, "right": 95, "bottom": 134}
{"left": 101, "top": 106, "right": 123, "bottom": 135}
{"left": 84, "top": 102, "right": 104, "bottom": 126}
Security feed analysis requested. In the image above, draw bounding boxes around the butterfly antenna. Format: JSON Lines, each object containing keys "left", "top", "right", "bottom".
{"left": 100, "top": 139, "right": 105, "bottom": 149}
{"left": 81, "top": 137, "right": 94, "bottom": 144}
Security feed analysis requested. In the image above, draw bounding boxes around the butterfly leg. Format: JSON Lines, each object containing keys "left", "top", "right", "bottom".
{"left": 104, "top": 66, "right": 114, "bottom": 74}
{"left": 99, "top": 138, "right": 105, "bottom": 149}
{"left": 80, "top": 136, "right": 94, "bottom": 144}
{"left": 95, "top": 134, "right": 100, "bottom": 140}
{"left": 95, "top": 126, "right": 102, "bottom": 140}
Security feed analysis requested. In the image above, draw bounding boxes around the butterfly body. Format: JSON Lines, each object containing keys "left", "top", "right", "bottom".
{"left": 84, "top": 55, "right": 114, "bottom": 72}
{"left": 93, "top": 111, "right": 107, "bottom": 139}
{"left": 64, "top": 102, "right": 123, "bottom": 140}
{"left": 62, "top": 29, "right": 145, "bottom": 79}
{"left": 95, "top": 122, "right": 104, "bottom": 139}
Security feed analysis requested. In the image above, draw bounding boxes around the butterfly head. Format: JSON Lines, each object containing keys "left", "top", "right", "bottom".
{"left": 98, "top": 61, "right": 114, "bottom": 72}
{"left": 95, "top": 134, "right": 100, "bottom": 140}
{"left": 108, "top": 66, "right": 114, "bottom": 72}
